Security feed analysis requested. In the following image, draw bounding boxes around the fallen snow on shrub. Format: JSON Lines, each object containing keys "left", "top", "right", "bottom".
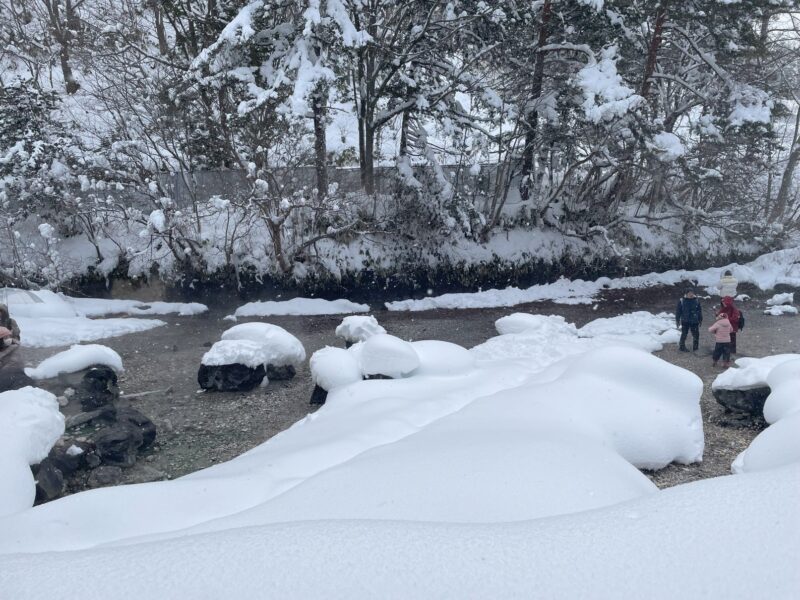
{"left": 310, "top": 347, "right": 362, "bottom": 391}
{"left": 386, "top": 246, "right": 800, "bottom": 311}
{"left": 712, "top": 354, "right": 800, "bottom": 391}
{"left": 220, "top": 323, "right": 306, "bottom": 366}
{"left": 335, "top": 315, "right": 386, "bottom": 343}
{"left": 24, "top": 344, "right": 123, "bottom": 380}
{"left": 764, "top": 304, "right": 797, "bottom": 316}
{"left": 765, "top": 292, "right": 794, "bottom": 306}
{"left": 15, "top": 316, "right": 166, "bottom": 348}
{"left": 358, "top": 334, "right": 420, "bottom": 378}
{"left": 0, "top": 387, "right": 64, "bottom": 517}
{"left": 228, "top": 297, "right": 369, "bottom": 319}
{"left": 67, "top": 297, "right": 208, "bottom": 317}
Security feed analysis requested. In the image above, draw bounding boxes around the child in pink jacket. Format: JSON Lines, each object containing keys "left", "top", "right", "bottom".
{"left": 708, "top": 312, "right": 733, "bottom": 367}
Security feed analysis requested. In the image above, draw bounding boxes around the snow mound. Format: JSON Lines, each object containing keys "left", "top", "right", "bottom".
{"left": 67, "top": 297, "right": 208, "bottom": 317}
{"left": 410, "top": 340, "right": 476, "bottom": 377}
{"left": 764, "top": 359, "right": 800, "bottom": 424}
{"left": 0, "top": 387, "right": 64, "bottom": 517}
{"left": 335, "top": 315, "right": 386, "bottom": 343}
{"left": 495, "top": 313, "right": 577, "bottom": 336}
{"left": 229, "top": 297, "right": 368, "bottom": 319}
{"left": 24, "top": 344, "right": 123, "bottom": 380}
{"left": 15, "top": 316, "right": 166, "bottom": 348}
{"left": 4, "top": 290, "right": 78, "bottom": 318}
{"left": 712, "top": 354, "right": 800, "bottom": 390}
{"left": 577, "top": 311, "right": 679, "bottom": 351}
{"left": 735, "top": 294, "right": 750, "bottom": 302}
{"left": 764, "top": 305, "right": 797, "bottom": 316}
{"left": 310, "top": 347, "right": 362, "bottom": 391}
{"left": 359, "top": 334, "right": 420, "bottom": 378}
{"left": 220, "top": 323, "right": 306, "bottom": 366}
{"left": 732, "top": 412, "right": 800, "bottom": 474}
{"left": 201, "top": 339, "right": 273, "bottom": 369}
{"left": 766, "top": 292, "right": 794, "bottom": 306}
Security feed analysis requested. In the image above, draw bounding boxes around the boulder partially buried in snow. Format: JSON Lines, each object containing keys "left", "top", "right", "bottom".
{"left": 24, "top": 344, "right": 123, "bottom": 380}
{"left": 732, "top": 412, "right": 800, "bottom": 474}
{"left": 309, "top": 346, "right": 363, "bottom": 405}
{"left": 712, "top": 354, "right": 800, "bottom": 421}
{"left": 335, "top": 315, "right": 386, "bottom": 346}
{"left": 199, "top": 340, "right": 269, "bottom": 391}
{"left": 0, "top": 387, "right": 65, "bottom": 516}
{"left": 359, "top": 334, "right": 420, "bottom": 379}
{"left": 410, "top": 341, "right": 475, "bottom": 377}
{"left": 763, "top": 358, "right": 800, "bottom": 424}
{"left": 221, "top": 323, "right": 306, "bottom": 369}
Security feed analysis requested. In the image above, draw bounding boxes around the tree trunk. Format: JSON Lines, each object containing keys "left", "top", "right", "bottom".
{"left": 639, "top": 1, "right": 669, "bottom": 100}
{"left": 520, "top": 0, "right": 552, "bottom": 203}
{"left": 312, "top": 84, "right": 329, "bottom": 199}
{"left": 364, "top": 122, "right": 375, "bottom": 196}
{"left": 153, "top": 2, "right": 169, "bottom": 55}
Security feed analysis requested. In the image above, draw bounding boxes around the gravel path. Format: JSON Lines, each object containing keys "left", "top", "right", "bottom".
{"left": 14, "top": 283, "right": 800, "bottom": 492}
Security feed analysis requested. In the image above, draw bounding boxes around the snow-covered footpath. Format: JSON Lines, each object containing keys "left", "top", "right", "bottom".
{"left": 1, "top": 308, "right": 798, "bottom": 598}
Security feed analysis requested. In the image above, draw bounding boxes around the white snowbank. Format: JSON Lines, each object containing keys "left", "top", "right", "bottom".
{"left": 763, "top": 358, "right": 800, "bottom": 424}
{"left": 335, "top": 315, "right": 386, "bottom": 343}
{"left": 309, "top": 347, "right": 362, "bottom": 391}
{"left": 67, "top": 297, "right": 208, "bottom": 317}
{"left": 764, "top": 305, "right": 797, "bottom": 316}
{"left": 0, "top": 387, "right": 64, "bottom": 517}
{"left": 4, "top": 290, "right": 78, "bottom": 318}
{"left": 712, "top": 354, "right": 800, "bottom": 390}
{"left": 732, "top": 411, "right": 800, "bottom": 474}
{"left": 3, "top": 466, "right": 797, "bottom": 600}
{"left": 410, "top": 340, "right": 476, "bottom": 377}
{"left": 766, "top": 292, "right": 794, "bottom": 306}
{"left": 359, "top": 334, "right": 420, "bottom": 378}
{"left": 220, "top": 323, "right": 306, "bottom": 366}
{"left": 228, "top": 297, "right": 369, "bottom": 319}
{"left": 24, "top": 344, "right": 123, "bottom": 380}
{"left": 15, "top": 316, "right": 166, "bottom": 348}
{"left": 386, "top": 246, "right": 800, "bottom": 311}
{"left": 201, "top": 339, "right": 273, "bottom": 369}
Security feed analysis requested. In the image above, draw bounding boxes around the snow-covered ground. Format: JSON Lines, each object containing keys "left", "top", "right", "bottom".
{"left": 227, "top": 297, "right": 369, "bottom": 319}
{"left": 3, "top": 289, "right": 205, "bottom": 348}
{"left": 386, "top": 246, "right": 800, "bottom": 311}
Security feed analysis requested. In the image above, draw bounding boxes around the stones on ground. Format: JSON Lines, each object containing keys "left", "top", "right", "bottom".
{"left": 87, "top": 465, "right": 123, "bottom": 488}
{"left": 125, "top": 465, "right": 167, "bottom": 484}
{"left": 65, "top": 405, "right": 117, "bottom": 429}
{"left": 266, "top": 364, "right": 296, "bottom": 380}
{"left": 33, "top": 458, "right": 64, "bottom": 503}
{"left": 91, "top": 422, "right": 144, "bottom": 467}
{"left": 116, "top": 406, "right": 157, "bottom": 449}
{"left": 78, "top": 364, "right": 120, "bottom": 410}
{"left": 197, "top": 363, "right": 266, "bottom": 392}
{"left": 47, "top": 439, "right": 92, "bottom": 475}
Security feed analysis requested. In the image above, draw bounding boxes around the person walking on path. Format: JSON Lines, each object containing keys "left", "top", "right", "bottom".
{"left": 676, "top": 288, "right": 703, "bottom": 352}
{"left": 708, "top": 312, "right": 733, "bottom": 367}
{"left": 718, "top": 296, "right": 745, "bottom": 354}
{"left": 718, "top": 270, "right": 738, "bottom": 298}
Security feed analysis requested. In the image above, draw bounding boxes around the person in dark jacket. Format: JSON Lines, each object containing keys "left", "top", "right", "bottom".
{"left": 676, "top": 289, "right": 703, "bottom": 352}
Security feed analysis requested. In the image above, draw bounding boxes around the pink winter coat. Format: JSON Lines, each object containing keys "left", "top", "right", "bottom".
{"left": 708, "top": 317, "right": 732, "bottom": 343}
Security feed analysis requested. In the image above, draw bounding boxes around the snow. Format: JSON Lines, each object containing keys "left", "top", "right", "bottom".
{"left": 334, "top": 315, "right": 386, "bottom": 343}
{"left": 220, "top": 323, "right": 306, "bottom": 366}
{"left": 766, "top": 292, "right": 794, "bottom": 306}
{"left": 649, "top": 132, "right": 685, "bottom": 162}
{"left": 309, "top": 346, "right": 362, "bottom": 391}
{"left": 763, "top": 358, "right": 800, "bottom": 424}
{"left": 24, "top": 344, "right": 123, "bottom": 380}
{"left": 732, "top": 413, "right": 800, "bottom": 474}
{"left": 576, "top": 46, "right": 643, "bottom": 124}
{"left": 359, "top": 334, "right": 420, "bottom": 378}
{"left": 66, "top": 445, "right": 83, "bottom": 457}
{"left": 228, "top": 297, "right": 369, "bottom": 319}
{"left": 0, "top": 387, "right": 64, "bottom": 517}
{"left": 386, "top": 247, "right": 800, "bottom": 311}
{"left": 67, "top": 297, "right": 208, "bottom": 317}
{"left": 14, "top": 316, "right": 165, "bottom": 348}
{"left": 410, "top": 340, "right": 476, "bottom": 377}
{"left": 201, "top": 339, "right": 275, "bottom": 369}
{"left": 712, "top": 354, "right": 800, "bottom": 391}
{"left": 4, "top": 290, "right": 78, "bottom": 318}
{"left": 764, "top": 305, "right": 798, "bottom": 316}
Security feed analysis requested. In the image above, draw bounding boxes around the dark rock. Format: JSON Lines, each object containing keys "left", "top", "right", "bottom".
{"left": 266, "top": 364, "right": 296, "bottom": 380}
{"left": 65, "top": 405, "right": 117, "bottom": 429}
{"left": 310, "top": 384, "right": 327, "bottom": 405}
{"left": 0, "top": 364, "right": 34, "bottom": 392}
{"left": 92, "top": 422, "right": 144, "bottom": 467}
{"left": 85, "top": 452, "right": 102, "bottom": 469}
{"left": 344, "top": 340, "right": 354, "bottom": 349}
{"left": 364, "top": 374, "right": 393, "bottom": 380}
{"left": 47, "top": 440, "right": 93, "bottom": 475}
{"left": 202, "top": 341, "right": 213, "bottom": 348}
{"left": 713, "top": 385, "right": 770, "bottom": 422}
{"left": 116, "top": 407, "right": 157, "bottom": 449}
{"left": 33, "top": 459, "right": 64, "bottom": 503}
{"left": 79, "top": 365, "right": 120, "bottom": 411}
{"left": 197, "top": 363, "right": 266, "bottom": 392}
{"left": 87, "top": 465, "right": 123, "bottom": 488}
